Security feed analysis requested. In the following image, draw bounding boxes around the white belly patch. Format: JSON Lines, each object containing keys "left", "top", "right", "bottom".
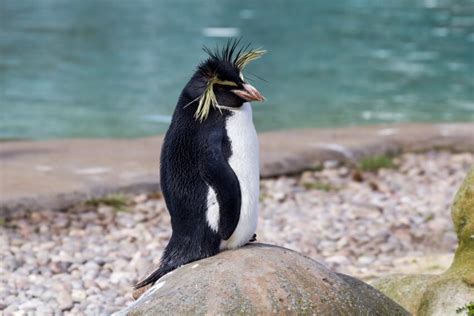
{"left": 205, "top": 102, "right": 260, "bottom": 249}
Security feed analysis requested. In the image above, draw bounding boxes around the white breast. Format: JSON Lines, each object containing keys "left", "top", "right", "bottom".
{"left": 219, "top": 102, "right": 260, "bottom": 249}
{"left": 205, "top": 103, "right": 260, "bottom": 248}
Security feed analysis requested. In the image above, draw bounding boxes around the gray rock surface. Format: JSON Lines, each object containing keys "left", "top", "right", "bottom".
{"left": 114, "top": 243, "right": 409, "bottom": 315}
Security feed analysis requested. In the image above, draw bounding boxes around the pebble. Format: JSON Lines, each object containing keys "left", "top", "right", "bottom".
{"left": 72, "top": 289, "right": 87, "bottom": 302}
{"left": 1, "top": 151, "right": 472, "bottom": 314}
{"left": 323, "top": 160, "right": 340, "bottom": 169}
{"left": 56, "top": 290, "right": 73, "bottom": 311}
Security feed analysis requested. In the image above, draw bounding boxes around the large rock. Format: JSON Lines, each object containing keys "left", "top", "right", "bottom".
{"left": 114, "top": 244, "right": 408, "bottom": 315}
{"left": 372, "top": 167, "right": 474, "bottom": 315}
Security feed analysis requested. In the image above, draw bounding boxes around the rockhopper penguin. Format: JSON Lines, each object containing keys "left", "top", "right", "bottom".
{"left": 135, "top": 41, "right": 265, "bottom": 290}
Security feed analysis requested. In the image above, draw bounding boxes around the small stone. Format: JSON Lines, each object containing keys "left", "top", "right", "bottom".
{"left": 3, "top": 305, "right": 19, "bottom": 314}
{"left": 133, "top": 194, "right": 148, "bottom": 204}
{"left": 50, "top": 261, "right": 72, "bottom": 274}
{"left": 272, "top": 192, "right": 285, "bottom": 202}
{"left": 95, "top": 278, "right": 110, "bottom": 290}
{"left": 133, "top": 212, "right": 146, "bottom": 222}
{"left": 338, "top": 167, "right": 350, "bottom": 177}
{"left": 19, "top": 298, "right": 42, "bottom": 311}
{"left": 71, "top": 289, "right": 87, "bottom": 302}
{"left": 30, "top": 212, "right": 42, "bottom": 222}
{"left": 326, "top": 255, "right": 349, "bottom": 265}
{"left": 83, "top": 279, "right": 97, "bottom": 288}
{"left": 4, "top": 257, "right": 22, "bottom": 271}
{"left": 324, "top": 160, "right": 340, "bottom": 169}
{"left": 300, "top": 171, "right": 315, "bottom": 183}
{"left": 358, "top": 256, "right": 375, "bottom": 265}
{"left": 110, "top": 272, "right": 132, "bottom": 284}
{"left": 56, "top": 291, "right": 73, "bottom": 311}
{"left": 352, "top": 170, "right": 364, "bottom": 182}
{"left": 55, "top": 217, "right": 69, "bottom": 228}
{"left": 116, "top": 213, "right": 135, "bottom": 228}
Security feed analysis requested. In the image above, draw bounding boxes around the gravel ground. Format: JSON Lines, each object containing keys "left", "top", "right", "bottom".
{"left": 1, "top": 151, "right": 473, "bottom": 315}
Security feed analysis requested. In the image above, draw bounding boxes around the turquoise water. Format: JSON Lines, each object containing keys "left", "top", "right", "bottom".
{"left": 1, "top": 0, "right": 473, "bottom": 139}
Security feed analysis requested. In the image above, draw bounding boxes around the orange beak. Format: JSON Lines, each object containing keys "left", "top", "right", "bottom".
{"left": 231, "top": 83, "right": 265, "bottom": 102}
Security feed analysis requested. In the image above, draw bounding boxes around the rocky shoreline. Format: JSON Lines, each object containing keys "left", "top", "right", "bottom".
{"left": 1, "top": 150, "right": 473, "bottom": 314}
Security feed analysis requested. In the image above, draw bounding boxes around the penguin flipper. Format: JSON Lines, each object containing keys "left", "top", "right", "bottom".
{"left": 198, "top": 129, "right": 241, "bottom": 240}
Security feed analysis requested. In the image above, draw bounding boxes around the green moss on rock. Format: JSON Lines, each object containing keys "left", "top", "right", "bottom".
{"left": 372, "top": 167, "right": 474, "bottom": 316}
{"left": 450, "top": 167, "right": 474, "bottom": 278}
{"left": 456, "top": 302, "right": 474, "bottom": 316}
{"left": 359, "top": 155, "right": 395, "bottom": 172}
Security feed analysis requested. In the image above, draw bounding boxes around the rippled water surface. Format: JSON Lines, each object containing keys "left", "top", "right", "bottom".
{"left": 1, "top": 0, "right": 473, "bottom": 139}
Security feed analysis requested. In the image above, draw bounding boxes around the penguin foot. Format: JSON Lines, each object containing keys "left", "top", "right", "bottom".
{"left": 249, "top": 234, "right": 257, "bottom": 242}
{"left": 132, "top": 284, "right": 152, "bottom": 300}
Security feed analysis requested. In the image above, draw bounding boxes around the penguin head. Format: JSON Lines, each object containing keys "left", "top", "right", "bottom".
{"left": 186, "top": 40, "right": 265, "bottom": 122}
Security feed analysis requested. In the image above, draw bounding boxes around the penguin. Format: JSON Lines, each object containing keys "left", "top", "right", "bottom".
{"left": 135, "top": 41, "right": 265, "bottom": 290}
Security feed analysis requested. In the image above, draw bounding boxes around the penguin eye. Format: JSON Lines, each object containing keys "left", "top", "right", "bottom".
{"left": 214, "top": 79, "right": 239, "bottom": 87}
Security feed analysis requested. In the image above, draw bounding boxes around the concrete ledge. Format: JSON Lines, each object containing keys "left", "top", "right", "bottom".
{"left": 1, "top": 123, "right": 473, "bottom": 216}
{"left": 259, "top": 123, "right": 474, "bottom": 177}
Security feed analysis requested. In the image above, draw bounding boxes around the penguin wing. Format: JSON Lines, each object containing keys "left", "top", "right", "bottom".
{"left": 198, "top": 129, "right": 241, "bottom": 240}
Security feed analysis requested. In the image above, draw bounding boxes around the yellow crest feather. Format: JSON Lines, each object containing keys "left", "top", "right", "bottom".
{"left": 235, "top": 49, "right": 266, "bottom": 70}
{"left": 195, "top": 77, "right": 218, "bottom": 122}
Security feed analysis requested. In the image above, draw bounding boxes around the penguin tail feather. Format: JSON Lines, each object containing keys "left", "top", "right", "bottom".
{"left": 134, "top": 235, "right": 220, "bottom": 291}
{"left": 134, "top": 239, "right": 189, "bottom": 290}
{"left": 134, "top": 264, "right": 172, "bottom": 290}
